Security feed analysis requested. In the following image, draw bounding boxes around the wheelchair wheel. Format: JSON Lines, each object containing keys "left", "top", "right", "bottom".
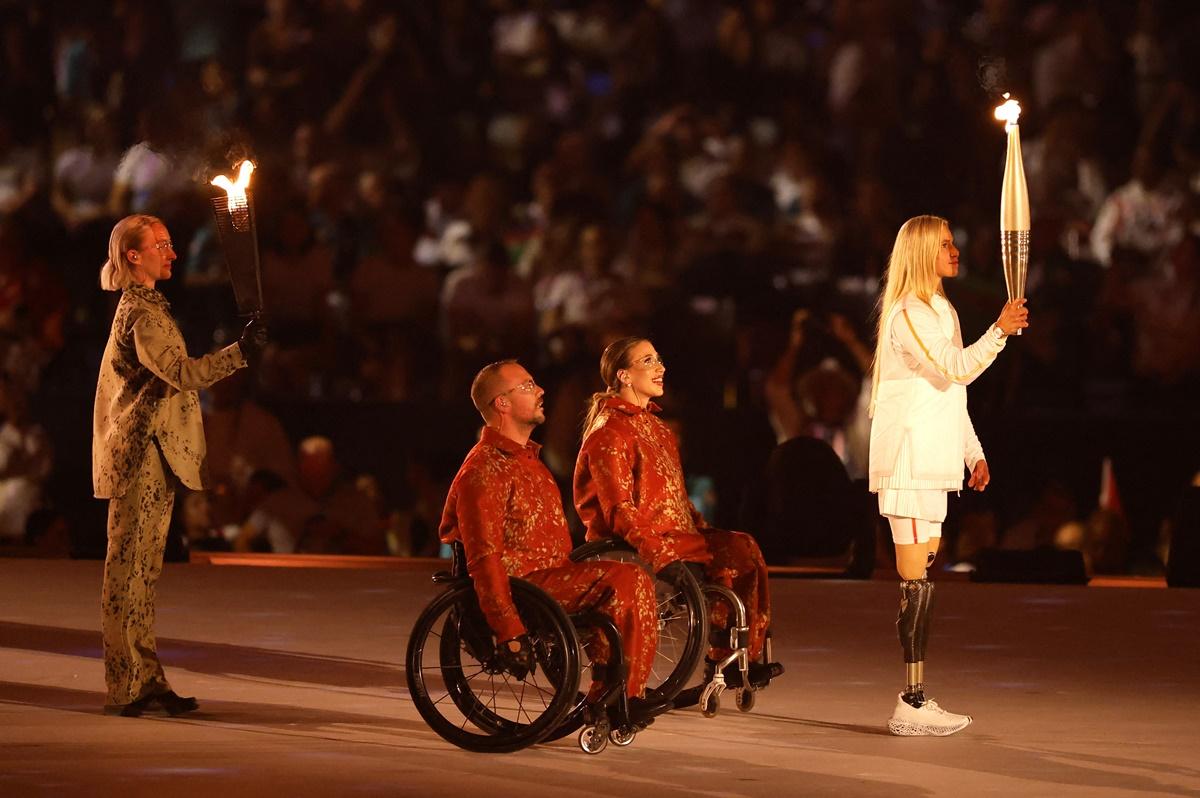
{"left": 701, "top": 690, "right": 720, "bottom": 718}
{"left": 570, "top": 538, "right": 706, "bottom": 703}
{"left": 540, "top": 632, "right": 599, "bottom": 743}
{"left": 406, "top": 579, "right": 580, "bottom": 753}
{"left": 579, "top": 722, "right": 609, "bottom": 755}
{"left": 609, "top": 725, "right": 636, "bottom": 747}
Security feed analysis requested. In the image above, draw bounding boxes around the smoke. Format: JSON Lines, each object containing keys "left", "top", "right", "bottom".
{"left": 208, "top": 136, "right": 257, "bottom": 185}
{"left": 138, "top": 97, "right": 256, "bottom": 186}
{"left": 977, "top": 56, "right": 1009, "bottom": 96}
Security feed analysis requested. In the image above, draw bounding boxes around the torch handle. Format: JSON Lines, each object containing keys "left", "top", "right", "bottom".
{"left": 1000, "top": 229, "right": 1029, "bottom": 337}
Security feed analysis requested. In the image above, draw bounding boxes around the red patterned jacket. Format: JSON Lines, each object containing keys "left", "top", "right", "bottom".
{"left": 440, "top": 426, "right": 573, "bottom": 641}
{"left": 573, "top": 396, "right": 712, "bottom": 572}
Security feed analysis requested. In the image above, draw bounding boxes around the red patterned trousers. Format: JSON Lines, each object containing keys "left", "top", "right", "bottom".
{"left": 525, "top": 561, "right": 657, "bottom": 698}
{"left": 702, "top": 528, "right": 771, "bottom": 661}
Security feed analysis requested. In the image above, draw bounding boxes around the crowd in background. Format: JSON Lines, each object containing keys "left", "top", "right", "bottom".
{"left": 1, "top": 0, "right": 1198, "bottom": 577}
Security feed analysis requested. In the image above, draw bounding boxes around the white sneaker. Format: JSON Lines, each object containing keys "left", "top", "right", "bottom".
{"left": 887, "top": 693, "right": 972, "bottom": 736}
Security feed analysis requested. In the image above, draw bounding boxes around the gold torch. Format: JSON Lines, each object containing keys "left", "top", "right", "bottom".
{"left": 209, "top": 160, "right": 263, "bottom": 318}
{"left": 994, "top": 93, "right": 1028, "bottom": 334}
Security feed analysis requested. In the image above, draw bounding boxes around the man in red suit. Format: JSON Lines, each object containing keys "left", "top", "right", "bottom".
{"left": 440, "top": 359, "right": 659, "bottom": 709}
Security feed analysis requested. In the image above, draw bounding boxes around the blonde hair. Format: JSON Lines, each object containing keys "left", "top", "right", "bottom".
{"left": 100, "top": 214, "right": 162, "bottom": 291}
{"left": 868, "top": 215, "right": 949, "bottom": 417}
{"left": 581, "top": 336, "right": 646, "bottom": 436}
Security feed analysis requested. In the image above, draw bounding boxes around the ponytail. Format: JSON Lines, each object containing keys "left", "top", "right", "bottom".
{"left": 581, "top": 389, "right": 618, "bottom": 438}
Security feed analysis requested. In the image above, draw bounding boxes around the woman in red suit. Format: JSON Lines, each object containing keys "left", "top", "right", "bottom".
{"left": 573, "top": 337, "right": 782, "bottom": 687}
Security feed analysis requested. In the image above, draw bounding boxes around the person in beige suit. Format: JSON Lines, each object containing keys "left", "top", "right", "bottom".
{"left": 93, "top": 214, "right": 267, "bottom": 717}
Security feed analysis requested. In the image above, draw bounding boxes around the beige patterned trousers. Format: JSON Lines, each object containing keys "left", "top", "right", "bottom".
{"left": 101, "top": 442, "right": 176, "bottom": 706}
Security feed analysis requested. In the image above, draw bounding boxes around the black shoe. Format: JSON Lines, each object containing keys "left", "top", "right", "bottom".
{"left": 670, "top": 685, "right": 704, "bottom": 709}
{"left": 722, "top": 661, "right": 785, "bottom": 690}
{"left": 103, "top": 693, "right": 155, "bottom": 717}
{"left": 627, "top": 696, "right": 672, "bottom": 726}
{"left": 154, "top": 690, "right": 199, "bottom": 716}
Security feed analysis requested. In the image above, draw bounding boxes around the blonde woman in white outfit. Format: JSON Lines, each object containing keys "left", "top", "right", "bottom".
{"left": 868, "top": 215, "right": 1028, "bottom": 736}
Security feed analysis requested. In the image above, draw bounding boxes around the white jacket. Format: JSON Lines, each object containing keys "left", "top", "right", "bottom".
{"left": 868, "top": 293, "right": 1005, "bottom": 492}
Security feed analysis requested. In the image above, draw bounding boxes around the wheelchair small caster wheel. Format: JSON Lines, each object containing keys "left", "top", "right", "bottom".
{"left": 609, "top": 726, "right": 636, "bottom": 747}
{"left": 701, "top": 692, "right": 720, "bottom": 718}
{"left": 735, "top": 688, "right": 755, "bottom": 713}
{"left": 579, "top": 723, "right": 609, "bottom": 755}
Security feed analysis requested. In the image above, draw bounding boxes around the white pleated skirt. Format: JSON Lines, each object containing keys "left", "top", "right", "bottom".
{"left": 876, "top": 436, "right": 949, "bottom": 523}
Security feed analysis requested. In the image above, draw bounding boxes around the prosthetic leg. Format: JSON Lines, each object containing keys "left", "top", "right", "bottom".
{"left": 888, "top": 572, "right": 971, "bottom": 735}
{"left": 897, "top": 577, "right": 935, "bottom": 708}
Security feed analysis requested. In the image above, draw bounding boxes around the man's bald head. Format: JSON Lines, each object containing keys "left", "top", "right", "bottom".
{"left": 470, "top": 359, "right": 518, "bottom": 420}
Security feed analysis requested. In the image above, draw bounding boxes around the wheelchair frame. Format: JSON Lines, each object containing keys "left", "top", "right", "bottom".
{"left": 406, "top": 544, "right": 651, "bottom": 754}
{"left": 570, "top": 537, "right": 777, "bottom": 717}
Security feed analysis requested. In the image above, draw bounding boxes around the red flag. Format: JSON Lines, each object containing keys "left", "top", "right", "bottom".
{"left": 1098, "top": 457, "right": 1124, "bottom": 516}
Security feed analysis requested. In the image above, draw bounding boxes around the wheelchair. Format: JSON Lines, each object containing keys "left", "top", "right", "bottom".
{"left": 570, "top": 536, "right": 777, "bottom": 718}
{"left": 406, "top": 543, "right": 653, "bottom": 754}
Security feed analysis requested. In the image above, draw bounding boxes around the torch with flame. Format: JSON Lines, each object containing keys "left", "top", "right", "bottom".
{"left": 994, "top": 93, "right": 1029, "bottom": 332}
{"left": 211, "top": 159, "right": 255, "bottom": 230}
{"left": 209, "top": 159, "right": 263, "bottom": 317}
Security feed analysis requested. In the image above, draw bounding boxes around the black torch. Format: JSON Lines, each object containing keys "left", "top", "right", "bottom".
{"left": 210, "top": 160, "right": 263, "bottom": 318}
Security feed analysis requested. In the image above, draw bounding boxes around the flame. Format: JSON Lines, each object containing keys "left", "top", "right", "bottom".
{"left": 993, "top": 92, "right": 1021, "bottom": 132}
{"left": 210, "top": 160, "right": 256, "bottom": 214}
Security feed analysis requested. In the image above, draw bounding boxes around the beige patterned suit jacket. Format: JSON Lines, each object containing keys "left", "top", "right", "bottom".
{"left": 93, "top": 285, "right": 246, "bottom": 498}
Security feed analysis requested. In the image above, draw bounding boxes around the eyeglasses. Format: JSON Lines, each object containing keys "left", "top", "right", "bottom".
{"left": 142, "top": 240, "right": 175, "bottom": 253}
{"left": 491, "top": 379, "right": 538, "bottom": 403}
{"left": 630, "top": 354, "right": 665, "bottom": 369}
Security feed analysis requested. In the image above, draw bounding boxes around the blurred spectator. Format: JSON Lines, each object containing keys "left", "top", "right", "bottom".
{"left": 261, "top": 204, "right": 335, "bottom": 326}
{"left": 232, "top": 469, "right": 294, "bottom": 553}
{"left": 764, "top": 309, "right": 871, "bottom": 478}
{"left": 392, "top": 451, "right": 457, "bottom": 558}
{"left": 348, "top": 209, "right": 440, "bottom": 400}
{"left": 1056, "top": 508, "right": 1132, "bottom": 576}
{"left": 1030, "top": 4, "right": 1119, "bottom": 114}
{"left": 535, "top": 222, "right": 639, "bottom": 339}
{"left": 1023, "top": 104, "right": 1107, "bottom": 255}
{"left": 740, "top": 436, "right": 872, "bottom": 573}
{"left": 348, "top": 209, "right": 437, "bottom": 327}
{"left": 22, "top": 508, "right": 71, "bottom": 558}
{"left": 0, "top": 376, "right": 52, "bottom": 542}
{"left": 202, "top": 367, "right": 297, "bottom": 527}
{"left": 230, "top": 436, "right": 380, "bottom": 555}
{"left": 0, "top": 118, "right": 42, "bottom": 219}
{"left": 292, "top": 436, "right": 381, "bottom": 555}
{"left": 51, "top": 106, "right": 120, "bottom": 231}
{"left": 441, "top": 238, "right": 536, "bottom": 391}
{"left": 1090, "top": 143, "right": 1186, "bottom": 268}
{"left": 0, "top": 1, "right": 1196, "bottom": 570}
{"left": 0, "top": 220, "right": 68, "bottom": 386}
{"left": 108, "top": 112, "right": 194, "bottom": 217}
{"left": 177, "top": 490, "right": 231, "bottom": 553}
{"left": 1115, "top": 233, "right": 1200, "bottom": 385}
{"left": 1004, "top": 480, "right": 1079, "bottom": 551}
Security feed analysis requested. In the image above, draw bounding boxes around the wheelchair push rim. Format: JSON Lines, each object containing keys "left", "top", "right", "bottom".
{"left": 406, "top": 580, "right": 581, "bottom": 753}
{"left": 570, "top": 538, "right": 706, "bottom": 703}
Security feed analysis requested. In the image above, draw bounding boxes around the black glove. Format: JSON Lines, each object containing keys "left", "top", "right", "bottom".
{"left": 238, "top": 317, "right": 268, "bottom": 365}
{"left": 497, "top": 634, "right": 535, "bottom": 680}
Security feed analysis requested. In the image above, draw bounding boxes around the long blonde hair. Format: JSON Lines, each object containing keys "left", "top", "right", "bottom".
{"left": 581, "top": 336, "right": 646, "bottom": 437}
{"left": 100, "top": 214, "right": 161, "bottom": 291}
{"left": 868, "top": 215, "right": 948, "bottom": 417}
